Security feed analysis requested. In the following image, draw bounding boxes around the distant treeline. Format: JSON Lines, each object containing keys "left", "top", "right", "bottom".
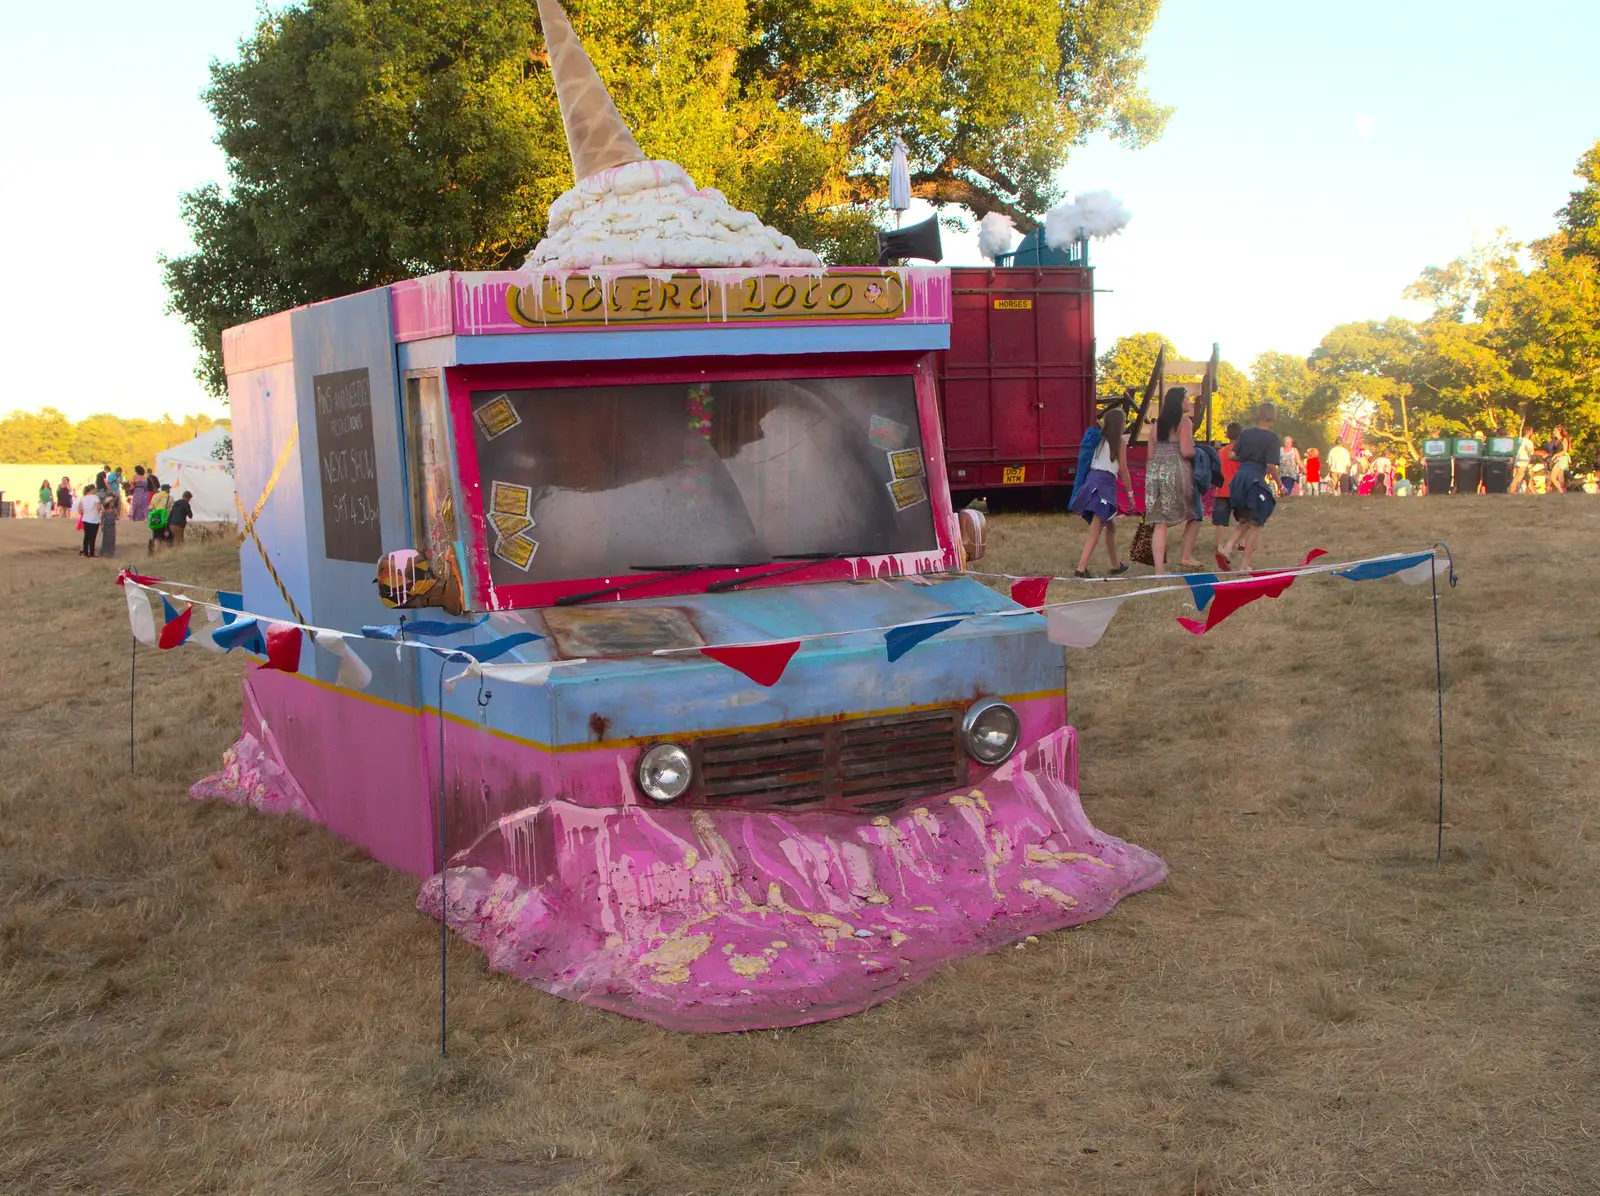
{"left": 0, "top": 409, "right": 227, "bottom": 468}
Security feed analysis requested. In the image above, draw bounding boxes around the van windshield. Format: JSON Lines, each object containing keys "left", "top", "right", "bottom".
{"left": 469, "top": 374, "right": 936, "bottom": 587}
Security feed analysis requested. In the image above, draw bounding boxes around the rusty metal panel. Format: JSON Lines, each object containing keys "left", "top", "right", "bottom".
{"left": 689, "top": 706, "right": 963, "bottom": 813}
{"left": 542, "top": 605, "right": 706, "bottom": 658}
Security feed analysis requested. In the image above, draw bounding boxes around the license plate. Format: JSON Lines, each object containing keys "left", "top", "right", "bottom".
{"left": 1002, "top": 466, "right": 1026, "bottom": 484}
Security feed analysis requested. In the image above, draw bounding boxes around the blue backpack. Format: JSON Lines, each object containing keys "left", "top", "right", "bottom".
{"left": 1193, "top": 442, "right": 1223, "bottom": 492}
{"left": 1068, "top": 425, "right": 1105, "bottom": 509}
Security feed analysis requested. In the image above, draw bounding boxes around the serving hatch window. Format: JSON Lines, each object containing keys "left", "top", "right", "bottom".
{"left": 469, "top": 374, "right": 936, "bottom": 586}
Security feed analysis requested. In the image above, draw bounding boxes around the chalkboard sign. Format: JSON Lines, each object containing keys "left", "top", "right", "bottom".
{"left": 313, "top": 368, "right": 383, "bottom": 562}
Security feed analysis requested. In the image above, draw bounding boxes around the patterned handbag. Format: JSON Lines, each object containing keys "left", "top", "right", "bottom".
{"left": 1129, "top": 519, "right": 1156, "bottom": 567}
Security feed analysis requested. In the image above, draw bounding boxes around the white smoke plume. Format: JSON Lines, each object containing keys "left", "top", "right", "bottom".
{"left": 1044, "top": 191, "right": 1131, "bottom": 248}
{"left": 977, "top": 211, "right": 1019, "bottom": 261}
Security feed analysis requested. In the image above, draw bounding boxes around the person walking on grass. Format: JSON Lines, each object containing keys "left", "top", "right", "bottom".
{"left": 1279, "top": 436, "right": 1303, "bottom": 496}
{"left": 78, "top": 484, "right": 102, "bottom": 557}
{"left": 98, "top": 484, "right": 120, "bottom": 558}
{"left": 167, "top": 490, "right": 194, "bottom": 548}
{"left": 1143, "top": 387, "right": 1203, "bottom": 573}
{"left": 1219, "top": 402, "right": 1282, "bottom": 573}
{"left": 38, "top": 479, "right": 52, "bottom": 519}
{"left": 56, "top": 477, "right": 72, "bottom": 517}
{"left": 147, "top": 484, "right": 173, "bottom": 555}
{"left": 128, "top": 466, "right": 152, "bottom": 523}
{"left": 1304, "top": 447, "right": 1321, "bottom": 495}
{"left": 1546, "top": 426, "right": 1571, "bottom": 493}
{"left": 1511, "top": 429, "right": 1536, "bottom": 493}
{"left": 1211, "top": 422, "right": 1241, "bottom": 561}
{"left": 1326, "top": 441, "right": 1351, "bottom": 496}
{"left": 1069, "top": 406, "right": 1133, "bottom": 578}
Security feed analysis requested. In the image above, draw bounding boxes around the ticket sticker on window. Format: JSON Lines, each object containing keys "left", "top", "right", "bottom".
{"left": 490, "top": 511, "right": 534, "bottom": 540}
{"left": 494, "top": 533, "right": 539, "bottom": 572}
{"left": 868, "top": 414, "right": 910, "bottom": 451}
{"left": 489, "top": 481, "right": 532, "bottom": 519}
{"left": 474, "top": 394, "right": 521, "bottom": 440}
{"left": 887, "top": 448, "right": 925, "bottom": 480}
{"left": 887, "top": 476, "right": 928, "bottom": 510}
{"left": 439, "top": 491, "right": 458, "bottom": 540}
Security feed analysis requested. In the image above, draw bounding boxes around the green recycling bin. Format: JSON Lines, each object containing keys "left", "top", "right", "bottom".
{"left": 1452, "top": 437, "right": 1484, "bottom": 494}
{"left": 1482, "top": 436, "right": 1514, "bottom": 493}
{"left": 1422, "top": 438, "right": 1452, "bottom": 495}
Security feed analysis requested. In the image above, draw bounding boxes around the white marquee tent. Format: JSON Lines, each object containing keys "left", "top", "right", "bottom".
{"left": 155, "top": 428, "right": 237, "bottom": 525}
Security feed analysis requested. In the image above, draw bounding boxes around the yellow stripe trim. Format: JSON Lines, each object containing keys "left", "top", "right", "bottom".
{"left": 277, "top": 670, "right": 1065, "bottom": 755}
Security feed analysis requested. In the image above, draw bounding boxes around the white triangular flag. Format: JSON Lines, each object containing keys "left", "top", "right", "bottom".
{"left": 125, "top": 584, "right": 158, "bottom": 646}
{"left": 314, "top": 630, "right": 373, "bottom": 690}
{"left": 1045, "top": 595, "right": 1130, "bottom": 649}
{"left": 197, "top": 602, "right": 229, "bottom": 653}
{"left": 442, "top": 659, "right": 579, "bottom": 693}
{"left": 1395, "top": 552, "right": 1446, "bottom": 585}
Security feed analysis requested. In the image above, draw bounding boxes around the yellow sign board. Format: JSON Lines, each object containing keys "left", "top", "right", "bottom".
{"left": 506, "top": 271, "right": 908, "bottom": 328}
{"left": 993, "top": 298, "right": 1033, "bottom": 310}
{"left": 1002, "top": 465, "right": 1027, "bottom": 484}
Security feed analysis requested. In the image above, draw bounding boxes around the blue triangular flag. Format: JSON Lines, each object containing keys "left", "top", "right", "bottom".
{"left": 161, "top": 595, "right": 192, "bottom": 644}
{"left": 458, "top": 632, "right": 543, "bottom": 662}
{"left": 1334, "top": 552, "right": 1433, "bottom": 582}
{"left": 884, "top": 612, "right": 972, "bottom": 663}
{"left": 1182, "top": 572, "right": 1218, "bottom": 612}
{"left": 217, "top": 591, "right": 244, "bottom": 624}
{"left": 212, "top": 616, "right": 266, "bottom": 654}
{"left": 361, "top": 616, "right": 486, "bottom": 641}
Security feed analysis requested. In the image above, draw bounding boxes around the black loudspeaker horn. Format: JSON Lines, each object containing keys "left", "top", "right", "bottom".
{"left": 876, "top": 215, "right": 944, "bottom": 265}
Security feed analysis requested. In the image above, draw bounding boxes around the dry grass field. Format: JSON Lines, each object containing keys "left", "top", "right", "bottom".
{"left": 1, "top": 497, "right": 1596, "bottom": 1195}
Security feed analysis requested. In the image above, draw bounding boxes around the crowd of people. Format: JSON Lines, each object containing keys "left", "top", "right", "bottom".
{"left": 29, "top": 465, "right": 194, "bottom": 559}
{"left": 1066, "top": 389, "right": 1586, "bottom": 578}
{"left": 1071, "top": 388, "right": 1292, "bottom": 576}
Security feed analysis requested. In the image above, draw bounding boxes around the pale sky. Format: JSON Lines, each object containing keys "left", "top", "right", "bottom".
{"left": 2, "top": 1, "right": 1596, "bottom": 421}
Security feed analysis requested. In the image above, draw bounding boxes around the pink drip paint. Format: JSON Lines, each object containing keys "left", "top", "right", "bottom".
{"left": 416, "top": 727, "right": 1164, "bottom": 1032}
{"left": 193, "top": 672, "right": 1161, "bottom": 1031}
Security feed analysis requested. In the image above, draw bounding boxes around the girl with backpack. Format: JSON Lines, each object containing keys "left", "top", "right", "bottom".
{"left": 147, "top": 485, "right": 172, "bottom": 555}
{"left": 1068, "top": 406, "right": 1133, "bottom": 578}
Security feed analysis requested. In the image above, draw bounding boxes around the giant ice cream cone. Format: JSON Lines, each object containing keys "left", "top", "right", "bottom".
{"left": 526, "top": 0, "right": 821, "bottom": 269}
{"left": 535, "top": 0, "right": 645, "bottom": 182}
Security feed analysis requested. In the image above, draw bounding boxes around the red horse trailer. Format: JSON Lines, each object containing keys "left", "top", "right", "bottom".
{"left": 935, "top": 264, "right": 1097, "bottom": 502}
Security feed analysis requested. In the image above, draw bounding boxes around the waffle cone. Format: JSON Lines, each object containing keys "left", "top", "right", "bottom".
{"left": 535, "top": 0, "right": 645, "bottom": 182}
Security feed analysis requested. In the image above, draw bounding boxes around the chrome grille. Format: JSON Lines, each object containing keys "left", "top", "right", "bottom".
{"left": 694, "top": 707, "right": 964, "bottom": 813}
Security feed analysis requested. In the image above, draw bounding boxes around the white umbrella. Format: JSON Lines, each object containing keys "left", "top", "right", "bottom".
{"left": 888, "top": 137, "right": 911, "bottom": 226}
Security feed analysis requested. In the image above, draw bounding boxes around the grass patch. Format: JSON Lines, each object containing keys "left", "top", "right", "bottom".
{"left": 2, "top": 499, "right": 1598, "bottom": 1192}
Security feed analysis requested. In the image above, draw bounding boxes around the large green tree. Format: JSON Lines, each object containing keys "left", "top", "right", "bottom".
{"left": 165, "top": 0, "right": 1169, "bottom": 393}
{"left": 1305, "top": 320, "right": 1423, "bottom": 456}
{"left": 1096, "top": 331, "right": 1178, "bottom": 398}
{"left": 1553, "top": 138, "right": 1600, "bottom": 261}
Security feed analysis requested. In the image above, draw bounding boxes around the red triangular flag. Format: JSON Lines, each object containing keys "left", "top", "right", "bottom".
{"left": 1178, "top": 549, "right": 1327, "bottom": 636}
{"left": 260, "top": 623, "right": 303, "bottom": 672}
{"left": 157, "top": 603, "right": 193, "bottom": 649}
{"left": 701, "top": 641, "right": 801, "bottom": 687}
{"left": 1010, "top": 576, "right": 1051, "bottom": 609}
{"left": 115, "top": 568, "right": 162, "bottom": 587}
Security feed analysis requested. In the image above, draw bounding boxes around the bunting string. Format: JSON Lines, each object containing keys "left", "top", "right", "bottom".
{"left": 114, "top": 545, "right": 1456, "bottom": 691}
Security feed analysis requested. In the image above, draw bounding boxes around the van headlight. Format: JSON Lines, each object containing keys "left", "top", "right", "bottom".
{"left": 962, "top": 700, "right": 1019, "bottom": 765}
{"left": 637, "top": 743, "right": 693, "bottom": 802}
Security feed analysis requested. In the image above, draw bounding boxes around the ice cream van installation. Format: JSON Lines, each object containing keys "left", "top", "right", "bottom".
{"left": 199, "top": 0, "right": 1165, "bottom": 1031}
